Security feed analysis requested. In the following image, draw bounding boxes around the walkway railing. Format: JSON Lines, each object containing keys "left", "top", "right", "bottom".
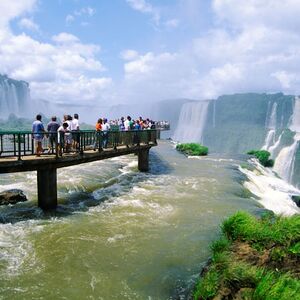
{"left": 0, "top": 129, "right": 157, "bottom": 159}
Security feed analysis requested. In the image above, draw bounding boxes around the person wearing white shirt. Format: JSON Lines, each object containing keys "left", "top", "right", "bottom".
{"left": 102, "top": 118, "right": 110, "bottom": 148}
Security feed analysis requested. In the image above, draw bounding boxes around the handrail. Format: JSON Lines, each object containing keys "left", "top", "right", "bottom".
{"left": 0, "top": 129, "right": 158, "bottom": 159}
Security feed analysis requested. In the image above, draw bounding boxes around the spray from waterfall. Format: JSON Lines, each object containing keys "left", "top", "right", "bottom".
{"left": 0, "top": 75, "right": 31, "bottom": 118}
{"left": 262, "top": 102, "right": 277, "bottom": 151}
{"left": 172, "top": 101, "right": 210, "bottom": 143}
{"left": 273, "top": 97, "right": 300, "bottom": 183}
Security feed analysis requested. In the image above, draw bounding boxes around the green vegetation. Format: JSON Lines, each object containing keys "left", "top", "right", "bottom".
{"left": 176, "top": 143, "right": 208, "bottom": 156}
{"left": 247, "top": 150, "right": 274, "bottom": 167}
{"left": 0, "top": 113, "right": 94, "bottom": 131}
{"left": 193, "top": 211, "right": 300, "bottom": 300}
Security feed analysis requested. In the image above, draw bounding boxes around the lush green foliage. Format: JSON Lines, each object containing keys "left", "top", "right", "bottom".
{"left": 221, "top": 211, "right": 300, "bottom": 247}
{"left": 176, "top": 143, "right": 208, "bottom": 156}
{"left": 193, "top": 211, "right": 300, "bottom": 300}
{"left": 247, "top": 149, "right": 274, "bottom": 167}
{"left": 0, "top": 113, "right": 94, "bottom": 131}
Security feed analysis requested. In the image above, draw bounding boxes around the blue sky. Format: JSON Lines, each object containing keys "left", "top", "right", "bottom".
{"left": 1, "top": 0, "right": 300, "bottom": 106}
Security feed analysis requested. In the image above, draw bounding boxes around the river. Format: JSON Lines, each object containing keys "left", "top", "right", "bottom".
{"left": 0, "top": 141, "right": 261, "bottom": 299}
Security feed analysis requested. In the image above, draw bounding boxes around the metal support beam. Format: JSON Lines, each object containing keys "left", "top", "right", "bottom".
{"left": 138, "top": 149, "right": 149, "bottom": 172}
{"left": 37, "top": 167, "right": 57, "bottom": 210}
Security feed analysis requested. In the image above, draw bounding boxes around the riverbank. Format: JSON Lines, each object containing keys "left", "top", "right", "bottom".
{"left": 193, "top": 211, "right": 300, "bottom": 299}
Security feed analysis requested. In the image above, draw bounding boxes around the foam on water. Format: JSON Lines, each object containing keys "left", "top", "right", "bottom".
{"left": 0, "top": 221, "right": 43, "bottom": 277}
{"left": 239, "top": 159, "right": 300, "bottom": 216}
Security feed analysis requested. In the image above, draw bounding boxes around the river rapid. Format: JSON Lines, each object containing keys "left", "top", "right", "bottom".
{"left": 0, "top": 141, "right": 263, "bottom": 299}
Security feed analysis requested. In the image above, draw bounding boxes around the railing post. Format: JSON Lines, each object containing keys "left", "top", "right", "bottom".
{"left": 18, "top": 133, "right": 21, "bottom": 160}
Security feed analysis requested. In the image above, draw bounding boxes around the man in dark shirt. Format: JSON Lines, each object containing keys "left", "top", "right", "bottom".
{"left": 47, "top": 116, "right": 60, "bottom": 154}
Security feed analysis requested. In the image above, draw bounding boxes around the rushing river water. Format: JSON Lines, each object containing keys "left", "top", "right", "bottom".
{"left": 0, "top": 141, "right": 260, "bottom": 299}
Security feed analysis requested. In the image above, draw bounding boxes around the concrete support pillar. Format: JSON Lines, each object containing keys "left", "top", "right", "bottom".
{"left": 37, "top": 167, "right": 57, "bottom": 210}
{"left": 138, "top": 149, "right": 149, "bottom": 172}
{"left": 155, "top": 130, "right": 160, "bottom": 140}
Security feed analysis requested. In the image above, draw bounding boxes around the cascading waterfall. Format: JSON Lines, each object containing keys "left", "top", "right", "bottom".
{"left": 0, "top": 74, "right": 31, "bottom": 118}
{"left": 172, "top": 101, "right": 210, "bottom": 143}
{"left": 273, "top": 97, "right": 300, "bottom": 183}
{"left": 262, "top": 102, "right": 277, "bottom": 151}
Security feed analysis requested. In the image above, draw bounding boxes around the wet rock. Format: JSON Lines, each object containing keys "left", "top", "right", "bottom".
{"left": 291, "top": 195, "right": 300, "bottom": 207}
{"left": 0, "top": 189, "right": 27, "bottom": 205}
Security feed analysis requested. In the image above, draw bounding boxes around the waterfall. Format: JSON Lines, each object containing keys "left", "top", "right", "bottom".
{"left": 172, "top": 101, "right": 210, "bottom": 143}
{"left": 262, "top": 130, "right": 276, "bottom": 151}
{"left": 212, "top": 100, "right": 216, "bottom": 128}
{"left": 0, "top": 74, "right": 31, "bottom": 118}
{"left": 273, "top": 139, "right": 299, "bottom": 182}
{"left": 262, "top": 102, "right": 277, "bottom": 151}
{"left": 273, "top": 97, "right": 300, "bottom": 183}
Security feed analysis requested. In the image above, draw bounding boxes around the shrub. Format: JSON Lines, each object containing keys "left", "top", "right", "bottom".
{"left": 247, "top": 150, "right": 274, "bottom": 167}
{"left": 176, "top": 143, "right": 208, "bottom": 156}
{"left": 193, "top": 212, "right": 300, "bottom": 300}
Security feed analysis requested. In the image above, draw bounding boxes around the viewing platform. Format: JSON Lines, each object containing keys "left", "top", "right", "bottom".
{"left": 0, "top": 130, "right": 158, "bottom": 209}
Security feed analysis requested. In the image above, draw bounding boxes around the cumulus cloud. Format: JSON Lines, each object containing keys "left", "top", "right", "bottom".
{"left": 52, "top": 32, "right": 80, "bottom": 44}
{"left": 0, "top": 1, "right": 111, "bottom": 106}
{"left": 18, "top": 18, "right": 39, "bottom": 32}
{"left": 2, "top": 0, "right": 300, "bottom": 110}
{"left": 119, "top": 1, "right": 300, "bottom": 102}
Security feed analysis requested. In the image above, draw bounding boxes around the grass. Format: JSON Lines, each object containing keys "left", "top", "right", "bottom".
{"left": 176, "top": 143, "right": 208, "bottom": 156}
{"left": 247, "top": 150, "right": 274, "bottom": 167}
{"left": 193, "top": 211, "right": 300, "bottom": 300}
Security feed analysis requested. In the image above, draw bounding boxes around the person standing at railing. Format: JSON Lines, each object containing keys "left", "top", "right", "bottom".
{"left": 57, "top": 122, "right": 69, "bottom": 156}
{"left": 118, "top": 117, "right": 125, "bottom": 131}
{"left": 93, "top": 118, "right": 103, "bottom": 150}
{"left": 47, "top": 116, "right": 60, "bottom": 154}
{"left": 71, "top": 113, "right": 80, "bottom": 151}
{"left": 102, "top": 118, "right": 110, "bottom": 148}
{"left": 32, "top": 114, "right": 45, "bottom": 157}
{"left": 65, "top": 115, "right": 73, "bottom": 152}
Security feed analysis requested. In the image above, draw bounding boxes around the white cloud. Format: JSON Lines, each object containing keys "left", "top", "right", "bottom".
{"left": 18, "top": 18, "right": 39, "bottom": 32}
{"left": 52, "top": 32, "right": 80, "bottom": 44}
{"left": 120, "top": 49, "right": 139, "bottom": 61}
{"left": 65, "top": 6, "right": 96, "bottom": 26}
{"left": 0, "top": 0, "right": 37, "bottom": 28}
{"left": 126, "top": 0, "right": 160, "bottom": 26}
{"left": 118, "top": 1, "right": 300, "bottom": 102}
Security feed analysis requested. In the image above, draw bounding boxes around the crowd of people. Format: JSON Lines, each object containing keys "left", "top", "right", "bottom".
{"left": 31, "top": 114, "right": 158, "bottom": 156}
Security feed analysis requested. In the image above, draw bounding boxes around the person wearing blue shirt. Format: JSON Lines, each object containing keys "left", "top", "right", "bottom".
{"left": 32, "top": 114, "right": 45, "bottom": 156}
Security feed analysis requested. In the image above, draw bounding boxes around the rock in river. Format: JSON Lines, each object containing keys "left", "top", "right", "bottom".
{"left": 0, "top": 189, "right": 28, "bottom": 205}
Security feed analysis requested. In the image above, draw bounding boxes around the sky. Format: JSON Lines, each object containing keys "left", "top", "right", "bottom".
{"left": 1, "top": 0, "right": 300, "bottom": 107}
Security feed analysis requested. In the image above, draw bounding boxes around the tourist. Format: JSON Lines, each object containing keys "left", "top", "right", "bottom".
{"left": 102, "top": 118, "right": 110, "bottom": 148}
{"left": 118, "top": 117, "right": 125, "bottom": 131}
{"left": 71, "top": 113, "right": 80, "bottom": 151}
{"left": 57, "top": 122, "right": 69, "bottom": 156}
{"left": 47, "top": 116, "right": 60, "bottom": 154}
{"left": 32, "top": 114, "right": 45, "bottom": 156}
{"left": 65, "top": 115, "right": 73, "bottom": 152}
{"left": 93, "top": 118, "right": 103, "bottom": 150}
{"left": 124, "top": 116, "right": 131, "bottom": 131}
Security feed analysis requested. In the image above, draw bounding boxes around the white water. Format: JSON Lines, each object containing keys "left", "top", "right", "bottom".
{"left": 172, "top": 101, "right": 209, "bottom": 143}
{"left": 266, "top": 102, "right": 277, "bottom": 129}
{"left": 262, "top": 130, "right": 276, "bottom": 151}
{"left": 273, "top": 97, "right": 300, "bottom": 183}
{"left": 262, "top": 102, "right": 277, "bottom": 151}
{"left": 240, "top": 159, "right": 300, "bottom": 216}
{"left": 0, "top": 75, "right": 31, "bottom": 118}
